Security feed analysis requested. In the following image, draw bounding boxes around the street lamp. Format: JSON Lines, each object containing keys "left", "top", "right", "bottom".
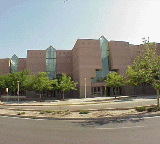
{"left": 85, "top": 77, "right": 86, "bottom": 98}
{"left": 6, "top": 88, "right": 8, "bottom": 96}
{"left": 17, "top": 81, "right": 19, "bottom": 102}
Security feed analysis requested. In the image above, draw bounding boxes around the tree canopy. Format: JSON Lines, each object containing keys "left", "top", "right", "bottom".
{"left": 126, "top": 43, "right": 160, "bottom": 106}
{"left": 104, "top": 72, "right": 125, "bottom": 98}
{"left": 0, "top": 75, "right": 5, "bottom": 94}
{"left": 3, "top": 70, "right": 30, "bottom": 95}
{"left": 57, "top": 73, "right": 77, "bottom": 100}
{"left": 30, "top": 72, "right": 58, "bottom": 101}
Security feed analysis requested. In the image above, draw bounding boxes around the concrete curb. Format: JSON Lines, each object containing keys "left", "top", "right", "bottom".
{"left": 1, "top": 111, "right": 160, "bottom": 121}
{"left": 1, "top": 104, "right": 157, "bottom": 112}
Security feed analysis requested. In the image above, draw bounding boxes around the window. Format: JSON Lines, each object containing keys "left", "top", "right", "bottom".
{"left": 11, "top": 54, "right": 18, "bottom": 72}
{"left": 46, "top": 46, "right": 56, "bottom": 79}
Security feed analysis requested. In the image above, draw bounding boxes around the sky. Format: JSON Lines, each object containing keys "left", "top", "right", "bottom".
{"left": 0, "top": 0, "right": 160, "bottom": 58}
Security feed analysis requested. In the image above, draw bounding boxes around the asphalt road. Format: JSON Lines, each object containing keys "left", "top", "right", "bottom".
{"left": 0, "top": 98, "right": 157, "bottom": 111}
{"left": 1, "top": 116, "right": 160, "bottom": 144}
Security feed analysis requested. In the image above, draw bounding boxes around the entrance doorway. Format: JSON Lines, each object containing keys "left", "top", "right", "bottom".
{"left": 92, "top": 86, "right": 111, "bottom": 97}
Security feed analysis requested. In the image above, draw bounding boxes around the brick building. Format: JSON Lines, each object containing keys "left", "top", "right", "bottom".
{"left": 0, "top": 36, "right": 158, "bottom": 99}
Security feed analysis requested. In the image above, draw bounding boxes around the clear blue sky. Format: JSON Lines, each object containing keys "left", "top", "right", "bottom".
{"left": 1, "top": 0, "right": 160, "bottom": 58}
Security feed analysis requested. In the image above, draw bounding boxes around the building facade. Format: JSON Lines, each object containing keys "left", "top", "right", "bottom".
{"left": 0, "top": 36, "right": 158, "bottom": 99}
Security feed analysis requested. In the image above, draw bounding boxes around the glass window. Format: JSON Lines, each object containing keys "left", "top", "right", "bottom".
{"left": 94, "top": 87, "right": 97, "bottom": 95}
{"left": 93, "top": 36, "right": 110, "bottom": 82}
{"left": 11, "top": 54, "right": 18, "bottom": 72}
{"left": 46, "top": 46, "right": 56, "bottom": 79}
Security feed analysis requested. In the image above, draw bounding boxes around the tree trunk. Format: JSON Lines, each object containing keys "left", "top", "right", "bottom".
{"left": 157, "top": 89, "right": 159, "bottom": 107}
{"left": 115, "top": 87, "right": 117, "bottom": 99}
{"left": 62, "top": 91, "right": 64, "bottom": 100}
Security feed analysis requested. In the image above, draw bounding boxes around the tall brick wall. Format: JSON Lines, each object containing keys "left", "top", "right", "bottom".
{"left": 56, "top": 50, "right": 72, "bottom": 77}
{"left": 72, "top": 39, "right": 102, "bottom": 98}
{"left": 0, "top": 58, "right": 10, "bottom": 75}
{"left": 17, "top": 58, "right": 26, "bottom": 72}
{"left": 26, "top": 50, "right": 46, "bottom": 75}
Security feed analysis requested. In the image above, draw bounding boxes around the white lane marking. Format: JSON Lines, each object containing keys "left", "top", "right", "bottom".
{"left": 153, "top": 116, "right": 160, "bottom": 118}
{"left": 22, "top": 118, "right": 31, "bottom": 120}
{"left": 34, "top": 119, "right": 45, "bottom": 121}
{"left": 134, "top": 126, "right": 145, "bottom": 128}
{"left": 0, "top": 116, "right": 45, "bottom": 121}
{"left": 96, "top": 126, "right": 145, "bottom": 130}
{"left": 143, "top": 117, "right": 153, "bottom": 119}
{"left": 10, "top": 117, "right": 19, "bottom": 119}
{"left": 1, "top": 116, "right": 8, "bottom": 117}
{"left": 97, "top": 127, "right": 130, "bottom": 130}
{"left": 130, "top": 118, "right": 143, "bottom": 120}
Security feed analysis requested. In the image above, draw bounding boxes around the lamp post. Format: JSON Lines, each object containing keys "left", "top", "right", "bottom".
{"left": 85, "top": 77, "right": 86, "bottom": 98}
{"left": 17, "top": 81, "right": 19, "bottom": 102}
{"left": 6, "top": 88, "right": 8, "bottom": 96}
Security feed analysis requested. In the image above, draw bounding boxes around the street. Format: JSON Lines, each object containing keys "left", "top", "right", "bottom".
{"left": 1, "top": 116, "right": 160, "bottom": 144}
{"left": 0, "top": 97, "right": 157, "bottom": 111}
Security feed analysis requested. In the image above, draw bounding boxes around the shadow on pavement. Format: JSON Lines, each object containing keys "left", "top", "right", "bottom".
{"left": 72, "top": 117, "right": 144, "bottom": 127}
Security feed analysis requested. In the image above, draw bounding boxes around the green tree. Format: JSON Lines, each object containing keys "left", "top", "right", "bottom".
{"left": 18, "top": 70, "right": 30, "bottom": 92}
{"left": 4, "top": 70, "right": 30, "bottom": 95}
{"left": 31, "top": 72, "right": 57, "bottom": 101}
{"left": 126, "top": 42, "right": 160, "bottom": 106}
{"left": 4, "top": 71, "right": 20, "bottom": 95}
{"left": 0, "top": 75, "right": 5, "bottom": 95}
{"left": 23, "top": 74, "right": 36, "bottom": 91}
{"left": 57, "top": 73, "right": 77, "bottom": 100}
{"left": 104, "top": 72, "right": 125, "bottom": 98}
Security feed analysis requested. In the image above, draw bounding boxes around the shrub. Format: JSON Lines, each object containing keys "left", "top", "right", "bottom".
{"left": 153, "top": 106, "right": 160, "bottom": 112}
{"left": 52, "top": 111, "right": 56, "bottom": 115}
{"left": 79, "top": 110, "right": 89, "bottom": 114}
{"left": 21, "top": 112, "right": 25, "bottom": 115}
{"left": 56, "top": 111, "right": 62, "bottom": 114}
{"left": 17, "top": 112, "right": 25, "bottom": 115}
{"left": 40, "top": 110, "right": 52, "bottom": 114}
{"left": 40, "top": 110, "right": 45, "bottom": 114}
{"left": 135, "top": 106, "right": 146, "bottom": 112}
{"left": 45, "top": 110, "right": 52, "bottom": 113}
{"left": 64, "top": 110, "right": 70, "bottom": 115}
{"left": 146, "top": 107, "right": 154, "bottom": 112}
